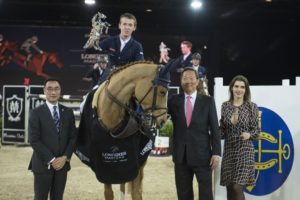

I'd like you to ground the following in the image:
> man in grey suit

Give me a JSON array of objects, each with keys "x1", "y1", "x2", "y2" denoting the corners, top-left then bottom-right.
[
  {"x1": 168, "y1": 67, "x2": 221, "y2": 200},
  {"x1": 28, "y1": 78, "x2": 77, "y2": 200}
]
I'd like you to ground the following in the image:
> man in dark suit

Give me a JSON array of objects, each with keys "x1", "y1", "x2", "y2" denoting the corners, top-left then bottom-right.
[
  {"x1": 169, "y1": 40, "x2": 193, "y2": 86},
  {"x1": 168, "y1": 67, "x2": 221, "y2": 200},
  {"x1": 98, "y1": 12, "x2": 144, "y2": 69},
  {"x1": 191, "y1": 52, "x2": 207, "y2": 80},
  {"x1": 83, "y1": 55, "x2": 111, "y2": 89},
  {"x1": 28, "y1": 78, "x2": 77, "y2": 200}
]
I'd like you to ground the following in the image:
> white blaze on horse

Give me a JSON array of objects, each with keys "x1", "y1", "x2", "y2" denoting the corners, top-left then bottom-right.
[{"x1": 76, "y1": 61, "x2": 171, "y2": 200}]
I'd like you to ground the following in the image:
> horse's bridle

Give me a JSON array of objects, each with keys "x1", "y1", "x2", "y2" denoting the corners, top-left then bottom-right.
[{"x1": 104, "y1": 66, "x2": 168, "y2": 130}]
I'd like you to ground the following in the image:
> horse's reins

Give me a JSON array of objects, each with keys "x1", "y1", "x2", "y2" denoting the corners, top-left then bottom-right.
[
  {"x1": 104, "y1": 66, "x2": 168, "y2": 128},
  {"x1": 138, "y1": 66, "x2": 168, "y2": 116}
]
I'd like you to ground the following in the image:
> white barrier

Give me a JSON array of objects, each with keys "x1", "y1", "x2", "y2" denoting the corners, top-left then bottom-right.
[
  {"x1": 214, "y1": 77, "x2": 300, "y2": 200},
  {"x1": 1, "y1": 85, "x2": 82, "y2": 144}
]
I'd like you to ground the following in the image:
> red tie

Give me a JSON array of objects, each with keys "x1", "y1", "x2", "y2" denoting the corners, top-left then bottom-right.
[{"x1": 186, "y1": 96, "x2": 192, "y2": 127}]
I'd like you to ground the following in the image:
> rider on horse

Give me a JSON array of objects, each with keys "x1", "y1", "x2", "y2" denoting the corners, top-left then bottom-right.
[
  {"x1": 20, "y1": 36, "x2": 44, "y2": 67},
  {"x1": 191, "y1": 52, "x2": 209, "y2": 95},
  {"x1": 191, "y1": 52, "x2": 207, "y2": 80}
]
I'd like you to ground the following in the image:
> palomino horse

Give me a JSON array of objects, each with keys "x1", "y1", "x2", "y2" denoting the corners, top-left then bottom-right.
[
  {"x1": 76, "y1": 61, "x2": 170, "y2": 200},
  {"x1": 198, "y1": 78, "x2": 210, "y2": 96},
  {"x1": 3, "y1": 40, "x2": 63, "y2": 78}
]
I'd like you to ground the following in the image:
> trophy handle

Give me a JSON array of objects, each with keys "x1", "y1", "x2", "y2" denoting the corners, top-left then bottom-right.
[{"x1": 83, "y1": 12, "x2": 110, "y2": 50}]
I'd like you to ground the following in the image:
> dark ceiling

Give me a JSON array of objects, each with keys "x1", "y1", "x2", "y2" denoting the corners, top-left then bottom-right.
[
  {"x1": 1, "y1": 0, "x2": 300, "y2": 86},
  {"x1": 1, "y1": 0, "x2": 300, "y2": 29}
]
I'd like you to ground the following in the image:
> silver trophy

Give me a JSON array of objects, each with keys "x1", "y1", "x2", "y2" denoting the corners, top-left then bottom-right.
[
  {"x1": 159, "y1": 42, "x2": 170, "y2": 64},
  {"x1": 83, "y1": 12, "x2": 111, "y2": 50}
]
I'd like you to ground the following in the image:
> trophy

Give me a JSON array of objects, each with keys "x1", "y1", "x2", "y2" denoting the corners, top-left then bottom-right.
[
  {"x1": 83, "y1": 12, "x2": 111, "y2": 50},
  {"x1": 159, "y1": 42, "x2": 170, "y2": 64}
]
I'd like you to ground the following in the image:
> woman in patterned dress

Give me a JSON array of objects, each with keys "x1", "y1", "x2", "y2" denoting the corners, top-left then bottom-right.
[{"x1": 219, "y1": 75, "x2": 260, "y2": 200}]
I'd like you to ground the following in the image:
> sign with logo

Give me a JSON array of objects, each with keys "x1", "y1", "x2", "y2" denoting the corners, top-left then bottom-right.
[
  {"x1": 169, "y1": 86, "x2": 180, "y2": 96},
  {"x1": 29, "y1": 85, "x2": 45, "y2": 110},
  {"x1": 245, "y1": 107, "x2": 294, "y2": 195},
  {"x1": 101, "y1": 145, "x2": 128, "y2": 163},
  {"x1": 2, "y1": 86, "x2": 27, "y2": 143}
]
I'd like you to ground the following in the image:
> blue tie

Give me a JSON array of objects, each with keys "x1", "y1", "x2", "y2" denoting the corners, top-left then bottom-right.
[{"x1": 53, "y1": 105, "x2": 60, "y2": 132}]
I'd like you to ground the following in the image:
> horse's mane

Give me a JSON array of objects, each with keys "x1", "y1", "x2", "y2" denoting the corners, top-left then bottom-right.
[{"x1": 107, "y1": 60, "x2": 154, "y2": 81}]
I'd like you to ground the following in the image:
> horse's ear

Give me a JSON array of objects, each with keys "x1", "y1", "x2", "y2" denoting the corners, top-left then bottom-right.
[
  {"x1": 155, "y1": 62, "x2": 173, "y2": 89},
  {"x1": 160, "y1": 59, "x2": 175, "y2": 74},
  {"x1": 158, "y1": 59, "x2": 176, "y2": 79}
]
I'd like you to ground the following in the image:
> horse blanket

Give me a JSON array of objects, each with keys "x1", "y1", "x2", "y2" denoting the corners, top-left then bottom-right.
[{"x1": 75, "y1": 90, "x2": 155, "y2": 184}]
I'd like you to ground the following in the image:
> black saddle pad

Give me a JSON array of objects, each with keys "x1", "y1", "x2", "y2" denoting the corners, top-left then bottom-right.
[{"x1": 75, "y1": 91, "x2": 154, "y2": 184}]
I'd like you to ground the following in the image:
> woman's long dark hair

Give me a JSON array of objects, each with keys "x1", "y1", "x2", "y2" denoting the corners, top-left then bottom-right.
[{"x1": 229, "y1": 75, "x2": 251, "y2": 102}]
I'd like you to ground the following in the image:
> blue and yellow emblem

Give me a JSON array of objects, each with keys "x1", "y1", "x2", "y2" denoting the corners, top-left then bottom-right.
[{"x1": 245, "y1": 107, "x2": 294, "y2": 195}]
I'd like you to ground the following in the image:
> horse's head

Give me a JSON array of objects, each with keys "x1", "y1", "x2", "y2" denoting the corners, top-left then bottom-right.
[
  {"x1": 197, "y1": 78, "x2": 209, "y2": 96},
  {"x1": 46, "y1": 52, "x2": 63, "y2": 69},
  {"x1": 134, "y1": 65, "x2": 170, "y2": 129},
  {"x1": 5, "y1": 41, "x2": 18, "y2": 52}
]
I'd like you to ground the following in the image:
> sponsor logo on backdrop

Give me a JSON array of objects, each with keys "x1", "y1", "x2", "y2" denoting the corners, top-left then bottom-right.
[
  {"x1": 31, "y1": 97, "x2": 45, "y2": 109},
  {"x1": 6, "y1": 94, "x2": 23, "y2": 122},
  {"x1": 245, "y1": 107, "x2": 294, "y2": 196}
]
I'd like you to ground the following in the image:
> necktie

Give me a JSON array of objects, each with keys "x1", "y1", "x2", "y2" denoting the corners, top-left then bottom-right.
[
  {"x1": 53, "y1": 105, "x2": 60, "y2": 132},
  {"x1": 186, "y1": 96, "x2": 192, "y2": 127}
]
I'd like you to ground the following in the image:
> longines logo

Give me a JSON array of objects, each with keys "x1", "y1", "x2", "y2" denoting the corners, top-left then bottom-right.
[
  {"x1": 245, "y1": 107, "x2": 294, "y2": 196},
  {"x1": 101, "y1": 145, "x2": 127, "y2": 163},
  {"x1": 6, "y1": 94, "x2": 23, "y2": 122}
]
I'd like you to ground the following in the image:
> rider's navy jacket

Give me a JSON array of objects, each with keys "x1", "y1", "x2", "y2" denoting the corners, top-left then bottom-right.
[{"x1": 99, "y1": 35, "x2": 144, "y2": 68}]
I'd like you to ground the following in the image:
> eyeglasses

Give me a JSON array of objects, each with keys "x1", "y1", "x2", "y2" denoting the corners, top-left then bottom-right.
[
  {"x1": 182, "y1": 77, "x2": 198, "y2": 82},
  {"x1": 45, "y1": 87, "x2": 61, "y2": 92}
]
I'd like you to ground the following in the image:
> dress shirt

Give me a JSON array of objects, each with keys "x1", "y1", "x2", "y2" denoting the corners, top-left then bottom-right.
[
  {"x1": 120, "y1": 37, "x2": 131, "y2": 52},
  {"x1": 98, "y1": 68, "x2": 103, "y2": 76},
  {"x1": 184, "y1": 91, "x2": 197, "y2": 114},
  {"x1": 183, "y1": 53, "x2": 191, "y2": 61},
  {"x1": 46, "y1": 101, "x2": 60, "y2": 119},
  {"x1": 193, "y1": 65, "x2": 199, "y2": 71},
  {"x1": 184, "y1": 92, "x2": 220, "y2": 159},
  {"x1": 45, "y1": 101, "x2": 59, "y2": 169}
]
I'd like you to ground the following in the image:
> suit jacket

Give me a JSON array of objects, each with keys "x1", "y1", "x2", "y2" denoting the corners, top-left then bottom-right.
[
  {"x1": 85, "y1": 67, "x2": 112, "y2": 88},
  {"x1": 169, "y1": 54, "x2": 193, "y2": 73},
  {"x1": 168, "y1": 93, "x2": 221, "y2": 165},
  {"x1": 28, "y1": 103, "x2": 77, "y2": 173},
  {"x1": 196, "y1": 65, "x2": 207, "y2": 79},
  {"x1": 85, "y1": 68, "x2": 101, "y2": 87},
  {"x1": 169, "y1": 54, "x2": 193, "y2": 86},
  {"x1": 99, "y1": 35, "x2": 144, "y2": 68}
]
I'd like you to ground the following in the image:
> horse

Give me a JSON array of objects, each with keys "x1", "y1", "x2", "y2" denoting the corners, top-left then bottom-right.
[
  {"x1": 13, "y1": 52, "x2": 63, "y2": 79},
  {"x1": 198, "y1": 77, "x2": 210, "y2": 96},
  {"x1": 76, "y1": 61, "x2": 170, "y2": 200},
  {"x1": 3, "y1": 40, "x2": 63, "y2": 78},
  {"x1": 0, "y1": 40, "x2": 14, "y2": 66}
]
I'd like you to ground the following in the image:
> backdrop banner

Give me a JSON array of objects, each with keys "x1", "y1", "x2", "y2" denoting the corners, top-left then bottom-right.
[{"x1": 0, "y1": 25, "x2": 106, "y2": 95}]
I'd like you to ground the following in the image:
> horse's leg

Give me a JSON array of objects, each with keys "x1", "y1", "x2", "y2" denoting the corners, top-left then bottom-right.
[
  {"x1": 203, "y1": 80, "x2": 210, "y2": 96},
  {"x1": 34, "y1": 54, "x2": 50, "y2": 78},
  {"x1": 120, "y1": 183, "x2": 125, "y2": 200},
  {"x1": 37, "y1": 72, "x2": 49, "y2": 79},
  {"x1": 104, "y1": 184, "x2": 114, "y2": 200},
  {"x1": 128, "y1": 163, "x2": 146, "y2": 200}
]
